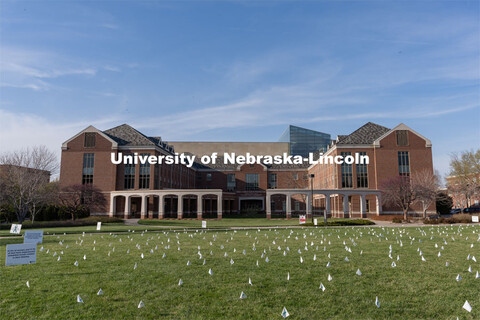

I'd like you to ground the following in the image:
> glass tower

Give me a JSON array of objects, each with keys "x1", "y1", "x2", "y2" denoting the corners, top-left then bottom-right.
[{"x1": 278, "y1": 125, "x2": 331, "y2": 157}]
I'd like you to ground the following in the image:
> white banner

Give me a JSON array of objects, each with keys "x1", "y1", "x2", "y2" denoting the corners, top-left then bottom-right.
[
  {"x1": 299, "y1": 215, "x2": 306, "y2": 224},
  {"x1": 10, "y1": 224, "x2": 22, "y2": 234},
  {"x1": 97, "y1": 222, "x2": 102, "y2": 230},
  {"x1": 202, "y1": 221, "x2": 207, "y2": 228}
]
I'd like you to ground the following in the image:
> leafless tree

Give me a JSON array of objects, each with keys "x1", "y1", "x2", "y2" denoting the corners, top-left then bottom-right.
[
  {"x1": 448, "y1": 149, "x2": 480, "y2": 207},
  {"x1": 0, "y1": 146, "x2": 58, "y2": 223},
  {"x1": 58, "y1": 184, "x2": 106, "y2": 220},
  {"x1": 412, "y1": 169, "x2": 440, "y2": 219},
  {"x1": 380, "y1": 176, "x2": 416, "y2": 221}
]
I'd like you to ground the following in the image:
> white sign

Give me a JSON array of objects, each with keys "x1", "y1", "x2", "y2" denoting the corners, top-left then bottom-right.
[
  {"x1": 314, "y1": 218, "x2": 318, "y2": 226},
  {"x1": 202, "y1": 221, "x2": 207, "y2": 229},
  {"x1": 96, "y1": 222, "x2": 102, "y2": 231},
  {"x1": 24, "y1": 231, "x2": 44, "y2": 244},
  {"x1": 6, "y1": 243, "x2": 37, "y2": 266},
  {"x1": 10, "y1": 224, "x2": 22, "y2": 234},
  {"x1": 299, "y1": 215, "x2": 306, "y2": 224},
  {"x1": 472, "y1": 216, "x2": 479, "y2": 223}
]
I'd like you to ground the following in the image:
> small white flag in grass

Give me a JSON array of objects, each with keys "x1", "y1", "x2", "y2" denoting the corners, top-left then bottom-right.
[
  {"x1": 230, "y1": 259, "x2": 234, "y2": 265},
  {"x1": 97, "y1": 288, "x2": 103, "y2": 295},
  {"x1": 57, "y1": 256, "x2": 61, "y2": 261},
  {"x1": 326, "y1": 261, "x2": 331, "y2": 268},
  {"x1": 26, "y1": 281, "x2": 30, "y2": 288},
  {"x1": 300, "y1": 256, "x2": 303, "y2": 264},
  {"x1": 134, "y1": 262, "x2": 138, "y2": 270},
  {"x1": 391, "y1": 262, "x2": 397, "y2": 268},
  {"x1": 313, "y1": 254, "x2": 317, "y2": 261},
  {"x1": 249, "y1": 277, "x2": 253, "y2": 285},
  {"x1": 438, "y1": 252, "x2": 441, "y2": 257},
  {"x1": 178, "y1": 279, "x2": 183, "y2": 286},
  {"x1": 74, "y1": 260, "x2": 79, "y2": 267},
  {"x1": 281, "y1": 306, "x2": 290, "y2": 318},
  {"x1": 463, "y1": 300, "x2": 472, "y2": 313},
  {"x1": 265, "y1": 257, "x2": 269, "y2": 263},
  {"x1": 239, "y1": 291, "x2": 247, "y2": 299},
  {"x1": 472, "y1": 256, "x2": 477, "y2": 262},
  {"x1": 138, "y1": 301, "x2": 145, "y2": 309},
  {"x1": 208, "y1": 268, "x2": 213, "y2": 276},
  {"x1": 287, "y1": 272, "x2": 290, "y2": 281},
  {"x1": 475, "y1": 271, "x2": 479, "y2": 279},
  {"x1": 375, "y1": 296, "x2": 380, "y2": 308},
  {"x1": 446, "y1": 261, "x2": 450, "y2": 267},
  {"x1": 186, "y1": 261, "x2": 191, "y2": 266},
  {"x1": 456, "y1": 274, "x2": 462, "y2": 281},
  {"x1": 356, "y1": 269, "x2": 362, "y2": 276},
  {"x1": 421, "y1": 256, "x2": 426, "y2": 262},
  {"x1": 319, "y1": 283, "x2": 326, "y2": 291},
  {"x1": 141, "y1": 253, "x2": 144, "y2": 259},
  {"x1": 256, "y1": 260, "x2": 259, "y2": 267},
  {"x1": 77, "y1": 295, "x2": 84, "y2": 303},
  {"x1": 345, "y1": 257, "x2": 349, "y2": 262},
  {"x1": 468, "y1": 266, "x2": 472, "y2": 273},
  {"x1": 467, "y1": 254, "x2": 471, "y2": 260},
  {"x1": 328, "y1": 274, "x2": 333, "y2": 282}
]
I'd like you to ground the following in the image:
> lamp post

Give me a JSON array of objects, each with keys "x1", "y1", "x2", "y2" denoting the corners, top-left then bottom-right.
[{"x1": 309, "y1": 173, "x2": 315, "y2": 224}]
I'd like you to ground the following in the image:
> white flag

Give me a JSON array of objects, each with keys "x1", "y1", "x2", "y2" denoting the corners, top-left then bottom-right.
[{"x1": 463, "y1": 300, "x2": 472, "y2": 313}]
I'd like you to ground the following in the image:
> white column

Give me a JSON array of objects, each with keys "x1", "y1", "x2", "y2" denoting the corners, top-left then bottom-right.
[
  {"x1": 158, "y1": 195, "x2": 164, "y2": 219},
  {"x1": 324, "y1": 194, "x2": 331, "y2": 222},
  {"x1": 376, "y1": 194, "x2": 382, "y2": 216},
  {"x1": 124, "y1": 196, "x2": 131, "y2": 219},
  {"x1": 197, "y1": 195, "x2": 203, "y2": 219},
  {"x1": 343, "y1": 194, "x2": 349, "y2": 218},
  {"x1": 178, "y1": 195, "x2": 183, "y2": 219},
  {"x1": 109, "y1": 195, "x2": 116, "y2": 217},
  {"x1": 217, "y1": 193, "x2": 223, "y2": 220},
  {"x1": 360, "y1": 195, "x2": 367, "y2": 218},
  {"x1": 141, "y1": 195, "x2": 148, "y2": 219},
  {"x1": 286, "y1": 194, "x2": 292, "y2": 219},
  {"x1": 266, "y1": 193, "x2": 271, "y2": 219}
]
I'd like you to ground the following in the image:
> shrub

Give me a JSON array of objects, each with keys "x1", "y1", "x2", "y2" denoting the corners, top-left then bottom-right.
[{"x1": 392, "y1": 217, "x2": 403, "y2": 223}]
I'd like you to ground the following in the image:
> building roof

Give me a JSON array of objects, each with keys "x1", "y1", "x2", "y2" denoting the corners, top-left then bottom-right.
[
  {"x1": 103, "y1": 124, "x2": 174, "y2": 152},
  {"x1": 336, "y1": 122, "x2": 390, "y2": 145}
]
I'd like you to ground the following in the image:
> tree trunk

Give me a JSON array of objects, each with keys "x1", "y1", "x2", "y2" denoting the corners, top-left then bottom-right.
[{"x1": 403, "y1": 208, "x2": 408, "y2": 221}]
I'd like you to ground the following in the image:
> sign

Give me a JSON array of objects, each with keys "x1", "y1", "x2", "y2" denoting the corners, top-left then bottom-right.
[
  {"x1": 202, "y1": 221, "x2": 207, "y2": 229},
  {"x1": 96, "y1": 222, "x2": 102, "y2": 231},
  {"x1": 6, "y1": 243, "x2": 37, "y2": 266},
  {"x1": 314, "y1": 218, "x2": 318, "y2": 226},
  {"x1": 24, "y1": 231, "x2": 43, "y2": 244},
  {"x1": 472, "y1": 216, "x2": 479, "y2": 223},
  {"x1": 10, "y1": 224, "x2": 22, "y2": 234},
  {"x1": 299, "y1": 215, "x2": 306, "y2": 224}
]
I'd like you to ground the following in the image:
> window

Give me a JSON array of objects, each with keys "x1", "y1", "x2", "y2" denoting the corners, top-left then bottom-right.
[
  {"x1": 294, "y1": 201, "x2": 300, "y2": 211},
  {"x1": 124, "y1": 156, "x2": 135, "y2": 189},
  {"x1": 227, "y1": 174, "x2": 236, "y2": 191},
  {"x1": 398, "y1": 151, "x2": 410, "y2": 176},
  {"x1": 268, "y1": 173, "x2": 277, "y2": 189},
  {"x1": 356, "y1": 152, "x2": 368, "y2": 188},
  {"x1": 245, "y1": 173, "x2": 259, "y2": 191},
  {"x1": 84, "y1": 132, "x2": 96, "y2": 148},
  {"x1": 206, "y1": 173, "x2": 212, "y2": 182},
  {"x1": 139, "y1": 155, "x2": 150, "y2": 189},
  {"x1": 82, "y1": 153, "x2": 94, "y2": 184},
  {"x1": 341, "y1": 152, "x2": 353, "y2": 188},
  {"x1": 396, "y1": 130, "x2": 409, "y2": 146},
  {"x1": 366, "y1": 199, "x2": 371, "y2": 212}
]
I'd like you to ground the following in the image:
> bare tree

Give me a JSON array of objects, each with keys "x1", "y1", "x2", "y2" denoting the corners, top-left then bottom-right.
[
  {"x1": 412, "y1": 169, "x2": 440, "y2": 219},
  {"x1": 448, "y1": 149, "x2": 480, "y2": 207},
  {"x1": 380, "y1": 176, "x2": 416, "y2": 221},
  {"x1": 58, "y1": 184, "x2": 106, "y2": 220},
  {"x1": 0, "y1": 146, "x2": 58, "y2": 223}
]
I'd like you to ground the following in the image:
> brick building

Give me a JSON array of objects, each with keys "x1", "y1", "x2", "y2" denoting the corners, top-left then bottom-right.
[{"x1": 59, "y1": 122, "x2": 435, "y2": 219}]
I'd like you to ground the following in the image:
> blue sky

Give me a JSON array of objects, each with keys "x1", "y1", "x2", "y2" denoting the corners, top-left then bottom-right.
[{"x1": 0, "y1": 0, "x2": 479, "y2": 178}]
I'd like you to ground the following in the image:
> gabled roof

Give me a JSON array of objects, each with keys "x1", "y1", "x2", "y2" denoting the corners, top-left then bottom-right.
[
  {"x1": 62, "y1": 125, "x2": 118, "y2": 150},
  {"x1": 103, "y1": 124, "x2": 157, "y2": 147},
  {"x1": 336, "y1": 122, "x2": 390, "y2": 145}
]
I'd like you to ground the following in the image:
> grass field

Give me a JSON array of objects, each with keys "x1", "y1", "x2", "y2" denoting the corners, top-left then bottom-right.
[{"x1": 1, "y1": 225, "x2": 479, "y2": 319}]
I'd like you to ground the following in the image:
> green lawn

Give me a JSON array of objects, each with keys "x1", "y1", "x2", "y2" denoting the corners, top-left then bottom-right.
[{"x1": 1, "y1": 225, "x2": 479, "y2": 319}]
